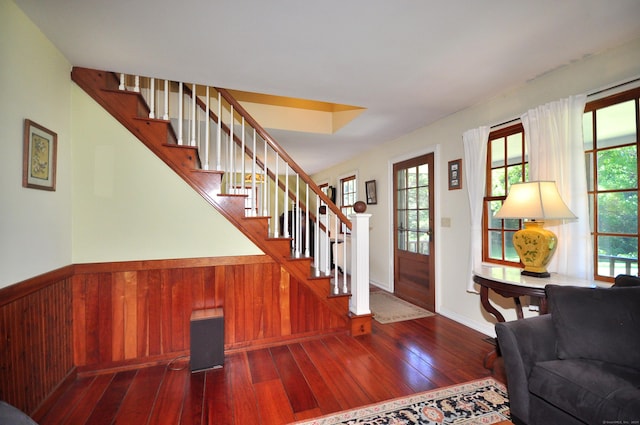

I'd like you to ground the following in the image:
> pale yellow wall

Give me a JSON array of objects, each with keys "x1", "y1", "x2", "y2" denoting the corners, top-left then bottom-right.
[
  {"x1": 0, "y1": 0, "x2": 260, "y2": 289},
  {"x1": 71, "y1": 86, "x2": 262, "y2": 263},
  {"x1": 0, "y1": 0, "x2": 73, "y2": 288},
  {"x1": 314, "y1": 37, "x2": 640, "y2": 336}
]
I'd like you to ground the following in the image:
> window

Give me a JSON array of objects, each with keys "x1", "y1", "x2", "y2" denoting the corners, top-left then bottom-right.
[
  {"x1": 483, "y1": 124, "x2": 528, "y2": 266},
  {"x1": 584, "y1": 88, "x2": 640, "y2": 280},
  {"x1": 482, "y1": 87, "x2": 640, "y2": 281},
  {"x1": 340, "y1": 175, "x2": 357, "y2": 232}
]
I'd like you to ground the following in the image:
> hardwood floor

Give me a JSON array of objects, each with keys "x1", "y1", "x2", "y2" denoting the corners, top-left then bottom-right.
[{"x1": 38, "y1": 314, "x2": 506, "y2": 425}]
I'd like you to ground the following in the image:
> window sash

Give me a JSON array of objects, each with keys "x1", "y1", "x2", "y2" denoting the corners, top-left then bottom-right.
[
  {"x1": 483, "y1": 124, "x2": 526, "y2": 266},
  {"x1": 340, "y1": 175, "x2": 356, "y2": 232}
]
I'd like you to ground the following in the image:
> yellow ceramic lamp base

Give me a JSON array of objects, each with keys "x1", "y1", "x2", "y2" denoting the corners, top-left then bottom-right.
[{"x1": 512, "y1": 221, "x2": 557, "y2": 278}]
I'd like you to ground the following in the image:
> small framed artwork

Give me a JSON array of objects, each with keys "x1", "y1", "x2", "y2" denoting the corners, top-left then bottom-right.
[
  {"x1": 23, "y1": 119, "x2": 57, "y2": 191},
  {"x1": 448, "y1": 159, "x2": 462, "y2": 190},
  {"x1": 327, "y1": 185, "x2": 336, "y2": 203},
  {"x1": 365, "y1": 180, "x2": 377, "y2": 204}
]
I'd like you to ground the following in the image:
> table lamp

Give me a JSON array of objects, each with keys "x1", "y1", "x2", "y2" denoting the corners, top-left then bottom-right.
[{"x1": 494, "y1": 181, "x2": 576, "y2": 277}]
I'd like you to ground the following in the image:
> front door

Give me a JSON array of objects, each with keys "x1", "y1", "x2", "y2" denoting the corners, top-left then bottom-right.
[{"x1": 393, "y1": 153, "x2": 435, "y2": 311}]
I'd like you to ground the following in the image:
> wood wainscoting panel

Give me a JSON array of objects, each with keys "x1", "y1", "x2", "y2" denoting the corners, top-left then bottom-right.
[
  {"x1": 1, "y1": 256, "x2": 348, "y2": 416},
  {"x1": 0, "y1": 266, "x2": 75, "y2": 416},
  {"x1": 72, "y1": 256, "x2": 348, "y2": 372}
]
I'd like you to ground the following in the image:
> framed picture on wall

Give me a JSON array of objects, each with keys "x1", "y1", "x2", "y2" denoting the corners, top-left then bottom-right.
[
  {"x1": 365, "y1": 180, "x2": 377, "y2": 204},
  {"x1": 448, "y1": 159, "x2": 462, "y2": 190},
  {"x1": 23, "y1": 119, "x2": 57, "y2": 191}
]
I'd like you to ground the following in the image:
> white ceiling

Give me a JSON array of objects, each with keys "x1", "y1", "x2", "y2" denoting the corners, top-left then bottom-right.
[{"x1": 15, "y1": 0, "x2": 640, "y2": 174}]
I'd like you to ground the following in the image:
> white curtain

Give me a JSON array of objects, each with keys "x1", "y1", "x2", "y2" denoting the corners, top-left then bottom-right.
[
  {"x1": 463, "y1": 126, "x2": 490, "y2": 292},
  {"x1": 521, "y1": 94, "x2": 593, "y2": 279}
]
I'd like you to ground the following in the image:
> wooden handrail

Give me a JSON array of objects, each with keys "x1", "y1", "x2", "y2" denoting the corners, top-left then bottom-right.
[
  {"x1": 217, "y1": 88, "x2": 352, "y2": 230},
  {"x1": 183, "y1": 85, "x2": 329, "y2": 230}
]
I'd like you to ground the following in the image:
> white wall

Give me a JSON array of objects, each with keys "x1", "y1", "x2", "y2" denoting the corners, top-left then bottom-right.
[
  {"x1": 313, "y1": 37, "x2": 640, "y2": 336},
  {"x1": 71, "y1": 86, "x2": 262, "y2": 262},
  {"x1": 0, "y1": 0, "x2": 72, "y2": 288}
]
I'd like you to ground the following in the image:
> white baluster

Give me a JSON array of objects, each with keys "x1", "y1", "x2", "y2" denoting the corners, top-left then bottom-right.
[
  {"x1": 284, "y1": 164, "x2": 289, "y2": 238},
  {"x1": 178, "y1": 82, "x2": 183, "y2": 145},
  {"x1": 204, "y1": 86, "x2": 210, "y2": 170},
  {"x1": 134, "y1": 75, "x2": 140, "y2": 93},
  {"x1": 163, "y1": 80, "x2": 169, "y2": 120},
  {"x1": 186, "y1": 94, "x2": 191, "y2": 146},
  {"x1": 333, "y1": 212, "x2": 339, "y2": 294},
  {"x1": 274, "y1": 153, "x2": 279, "y2": 237},
  {"x1": 241, "y1": 117, "x2": 246, "y2": 195},
  {"x1": 295, "y1": 174, "x2": 300, "y2": 258},
  {"x1": 251, "y1": 129, "x2": 257, "y2": 216},
  {"x1": 305, "y1": 182, "x2": 310, "y2": 257},
  {"x1": 342, "y1": 228, "x2": 348, "y2": 293},
  {"x1": 314, "y1": 193, "x2": 320, "y2": 275},
  {"x1": 149, "y1": 78, "x2": 155, "y2": 119},
  {"x1": 229, "y1": 105, "x2": 234, "y2": 194},
  {"x1": 190, "y1": 84, "x2": 196, "y2": 147},
  {"x1": 263, "y1": 140, "x2": 268, "y2": 216},
  {"x1": 119, "y1": 73, "x2": 125, "y2": 90},
  {"x1": 324, "y1": 212, "x2": 331, "y2": 275},
  {"x1": 216, "y1": 91, "x2": 221, "y2": 171}
]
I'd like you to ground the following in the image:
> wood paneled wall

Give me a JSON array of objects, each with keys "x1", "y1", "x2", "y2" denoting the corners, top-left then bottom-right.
[
  {"x1": 72, "y1": 256, "x2": 348, "y2": 371},
  {"x1": 1, "y1": 255, "x2": 347, "y2": 416},
  {"x1": 0, "y1": 266, "x2": 75, "y2": 416}
]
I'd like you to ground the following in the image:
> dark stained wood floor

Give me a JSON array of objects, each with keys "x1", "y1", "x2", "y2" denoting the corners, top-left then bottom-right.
[{"x1": 38, "y1": 314, "x2": 506, "y2": 425}]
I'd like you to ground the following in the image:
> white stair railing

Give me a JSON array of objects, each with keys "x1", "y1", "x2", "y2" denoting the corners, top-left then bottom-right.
[{"x1": 117, "y1": 72, "x2": 370, "y2": 315}]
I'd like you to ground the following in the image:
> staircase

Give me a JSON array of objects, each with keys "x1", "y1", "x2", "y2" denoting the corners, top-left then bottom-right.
[{"x1": 71, "y1": 67, "x2": 371, "y2": 336}]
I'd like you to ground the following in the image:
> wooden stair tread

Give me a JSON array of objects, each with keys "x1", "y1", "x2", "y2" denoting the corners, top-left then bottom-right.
[
  {"x1": 190, "y1": 169, "x2": 224, "y2": 175},
  {"x1": 217, "y1": 193, "x2": 249, "y2": 198},
  {"x1": 161, "y1": 142, "x2": 198, "y2": 150}
]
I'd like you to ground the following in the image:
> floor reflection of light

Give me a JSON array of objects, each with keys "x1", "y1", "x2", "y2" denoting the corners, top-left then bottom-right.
[
  {"x1": 405, "y1": 341, "x2": 434, "y2": 365},
  {"x1": 399, "y1": 342, "x2": 444, "y2": 391}
]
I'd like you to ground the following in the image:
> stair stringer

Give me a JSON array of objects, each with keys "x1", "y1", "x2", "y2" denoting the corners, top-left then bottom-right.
[{"x1": 70, "y1": 67, "x2": 351, "y2": 325}]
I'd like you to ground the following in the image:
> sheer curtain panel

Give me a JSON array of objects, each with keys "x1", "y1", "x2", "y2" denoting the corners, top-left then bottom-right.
[
  {"x1": 521, "y1": 94, "x2": 593, "y2": 278},
  {"x1": 463, "y1": 126, "x2": 490, "y2": 292}
]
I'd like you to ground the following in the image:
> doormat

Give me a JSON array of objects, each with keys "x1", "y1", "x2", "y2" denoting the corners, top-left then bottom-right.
[
  {"x1": 290, "y1": 377, "x2": 510, "y2": 424},
  {"x1": 369, "y1": 291, "x2": 434, "y2": 324}
]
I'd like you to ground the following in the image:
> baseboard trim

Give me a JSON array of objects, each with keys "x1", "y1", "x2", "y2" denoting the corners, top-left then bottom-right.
[
  {"x1": 437, "y1": 307, "x2": 496, "y2": 337},
  {"x1": 77, "y1": 351, "x2": 191, "y2": 377},
  {"x1": 31, "y1": 367, "x2": 77, "y2": 421}
]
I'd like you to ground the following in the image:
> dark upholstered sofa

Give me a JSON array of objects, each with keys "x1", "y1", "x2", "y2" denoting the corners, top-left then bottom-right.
[
  {"x1": 0, "y1": 401, "x2": 38, "y2": 424},
  {"x1": 495, "y1": 276, "x2": 640, "y2": 425}
]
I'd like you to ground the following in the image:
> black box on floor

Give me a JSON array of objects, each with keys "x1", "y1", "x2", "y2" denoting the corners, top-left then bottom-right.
[{"x1": 190, "y1": 308, "x2": 224, "y2": 372}]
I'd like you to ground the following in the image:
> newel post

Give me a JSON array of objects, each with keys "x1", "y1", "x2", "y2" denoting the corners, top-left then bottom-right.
[{"x1": 349, "y1": 212, "x2": 372, "y2": 335}]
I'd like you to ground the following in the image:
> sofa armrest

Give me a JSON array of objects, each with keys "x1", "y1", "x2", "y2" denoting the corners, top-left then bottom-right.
[
  {"x1": 495, "y1": 314, "x2": 557, "y2": 425},
  {"x1": 0, "y1": 401, "x2": 38, "y2": 425}
]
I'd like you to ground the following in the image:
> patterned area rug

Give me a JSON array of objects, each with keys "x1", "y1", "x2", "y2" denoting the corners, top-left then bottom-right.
[
  {"x1": 369, "y1": 291, "x2": 434, "y2": 323},
  {"x1": 291, "y1": 378, "x2": 510, "y2": 425}
]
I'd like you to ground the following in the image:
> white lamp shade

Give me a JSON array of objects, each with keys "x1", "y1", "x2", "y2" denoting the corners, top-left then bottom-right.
[{"x1": 494, "y1": 181, "x2": 576, "y2": 220}]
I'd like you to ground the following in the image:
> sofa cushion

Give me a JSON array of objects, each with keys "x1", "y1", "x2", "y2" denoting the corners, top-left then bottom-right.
[
  {"x1": 613, "y1": 274, "x2": 640, "y2": 287},
  {"x1": 529, "y1": 359, "x2": 640, "y2": 423},
  {"x1": 546, "y1": 284, "x2": 640, "y2": 368}
]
